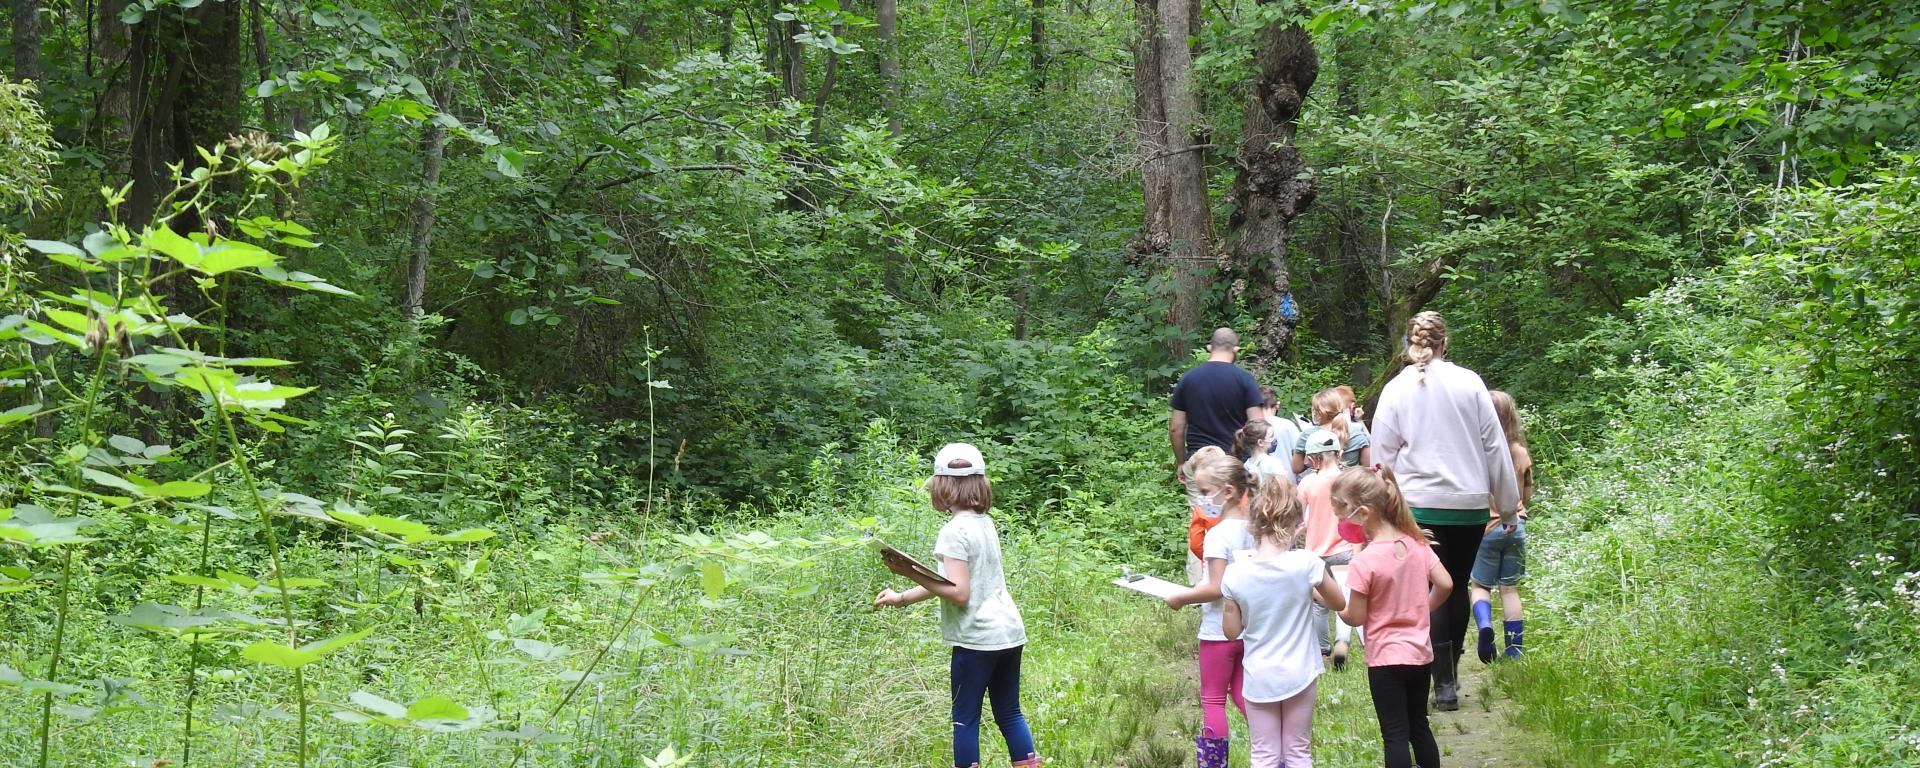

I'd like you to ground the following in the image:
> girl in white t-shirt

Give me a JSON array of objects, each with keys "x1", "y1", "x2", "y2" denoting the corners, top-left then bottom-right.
[
  {"x1": 1222, "y1": 470, "x2": 1348, "y2": 768},
  {"x1": 1165, "y1": 446, "x2": 1258, "y2": 768}
]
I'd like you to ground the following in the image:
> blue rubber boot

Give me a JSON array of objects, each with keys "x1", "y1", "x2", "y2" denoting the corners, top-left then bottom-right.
[
  {"x1": 1504, "y1": 619, "x2": 1524, "y2": 659},
  {"x1": 1474, "y1": 599, "x2": 1496, "y2": 664}
]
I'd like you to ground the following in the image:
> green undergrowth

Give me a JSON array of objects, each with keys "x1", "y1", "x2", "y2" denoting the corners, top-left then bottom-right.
[
  {"x1": 1495, "y1": 165, "x2": 1920, "y2": 768},
  {"x1": 0, "y1": 439, "x2": 1428, "y2": 768}
]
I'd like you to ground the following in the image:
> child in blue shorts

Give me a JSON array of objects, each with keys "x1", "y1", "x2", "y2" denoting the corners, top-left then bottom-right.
[{"x1": 1471, "y1": 390, "x2": 1534, "y2": 663}]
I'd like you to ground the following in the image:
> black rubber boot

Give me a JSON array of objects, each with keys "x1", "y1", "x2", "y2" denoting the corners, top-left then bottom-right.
[{"x1": 1432, "y1": 641, "x2": 1459, "y2": 711}]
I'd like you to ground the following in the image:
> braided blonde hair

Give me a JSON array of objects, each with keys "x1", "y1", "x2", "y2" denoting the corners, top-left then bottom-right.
[{"x1": 1405, "y1": 311, "x2": 1449, "y2": 385}]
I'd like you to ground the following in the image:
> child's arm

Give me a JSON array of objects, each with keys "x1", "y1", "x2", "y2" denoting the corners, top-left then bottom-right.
[
  {"x1": 1426, "y1": 559, "x2": 1453, "y2": 613},
  {"x1": 881, "y1": 552, "x2": 971, "y2": 606},
  {"x1": 1314, "y1": 572, "x2": 1347, "y2": 614},
  {"x1": 1165, "y1": 557, "x2": 1228, "y2": 609},
  {"x1": 1336, "y1": 589, "x2": 1368, "y2": 627},
  {"x1": 875, "y1": 585, "x2": 934, "y2": 607},
  {"x1": 1222, "y1": 598, "x2": 1245, "y2": 640}
]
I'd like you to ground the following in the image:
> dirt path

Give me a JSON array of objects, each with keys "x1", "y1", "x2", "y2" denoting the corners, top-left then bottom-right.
[{"x1": 1428, "y1": 656, "x2": 1529, "y2": 767}]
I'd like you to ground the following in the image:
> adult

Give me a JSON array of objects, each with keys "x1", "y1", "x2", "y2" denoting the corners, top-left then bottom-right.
[
  {"x1": 1369, "y1": 311, "x2": 1520, "y2": 712},
  {"x1": 1171, "y1": 327, "x2": 1265, "y2": 476},
  {"x1": 1169, "y1": 328, "x2": 1264, "y2": 578}
]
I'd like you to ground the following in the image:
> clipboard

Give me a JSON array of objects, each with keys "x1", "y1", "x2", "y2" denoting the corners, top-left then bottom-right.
[
  {"x1": 1112, "y1": 571, "x2": 1187, "y2": 600},
  {"x1": 867, "y1": 537, "x2": 955, "y2": 586}
]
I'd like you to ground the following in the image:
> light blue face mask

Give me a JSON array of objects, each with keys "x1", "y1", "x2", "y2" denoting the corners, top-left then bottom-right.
[{"x1": 1190, "y1": 489, "x2": 1227, "y2": 519}]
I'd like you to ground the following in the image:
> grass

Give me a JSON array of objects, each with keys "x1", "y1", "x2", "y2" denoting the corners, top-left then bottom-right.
[
  {"x1": 0, "y1": 493, "x2": 1463, "y2": 768},
  {"x1": 0, "y1": 489, "x2": 1517, "y2": 768}
]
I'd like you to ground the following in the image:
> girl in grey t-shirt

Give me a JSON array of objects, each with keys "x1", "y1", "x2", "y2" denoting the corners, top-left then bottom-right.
[{"x1": 874, "y1": 443, "x2": 1043, "y2": 768}]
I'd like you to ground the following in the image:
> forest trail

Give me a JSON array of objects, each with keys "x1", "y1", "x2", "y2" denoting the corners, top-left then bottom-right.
[{"x1": 1431, "y1": 657, "x2": 1530, "y2": 767}]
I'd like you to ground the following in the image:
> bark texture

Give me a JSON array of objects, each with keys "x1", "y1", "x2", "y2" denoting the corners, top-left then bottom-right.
[
  {"x1": 1227, "y1": 7, "x2": 1318, "y2": 370},
  {"x1": 1132, "y1": 0, "x2": 1213, "y2": 361},
  {"x1": 403, "y1": 0, "x2": 471, "y2": 320},
  {"x1": 11, "y1": 0, "x2": 40, "y2": 84},
  {"x1": 877, "y1": 0, "x2": 902, "y2": 136}
]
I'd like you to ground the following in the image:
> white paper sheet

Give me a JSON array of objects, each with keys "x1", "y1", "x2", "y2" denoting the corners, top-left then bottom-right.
[{"x1": 1111, "y1": 574, "x2": 1187, "y2": 600}]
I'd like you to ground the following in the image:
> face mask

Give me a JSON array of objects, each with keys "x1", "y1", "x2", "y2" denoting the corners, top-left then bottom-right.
[
  {"x1": 1338, "y1": 519, "x2": 1368, "y2": 544},
  {"x1": 1191, "y1": 489, "x2": 1228, "y2": 519}
]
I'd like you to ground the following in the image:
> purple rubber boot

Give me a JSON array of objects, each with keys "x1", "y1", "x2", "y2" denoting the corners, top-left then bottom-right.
[{"x1": 1196, "y1": 727, "x2": 1229, "y2": 768}]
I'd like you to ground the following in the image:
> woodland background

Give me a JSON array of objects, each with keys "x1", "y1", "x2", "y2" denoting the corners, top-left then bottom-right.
[{"x1": 1, "y1": 0, "x2": 1917, "y2": 765}]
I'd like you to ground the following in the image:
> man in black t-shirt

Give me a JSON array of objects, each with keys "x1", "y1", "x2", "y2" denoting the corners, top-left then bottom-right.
[
  {"x1": 1169, "y1": 328, "x2": 1265, "y2": 569},
  {"x1": 1169, "y1": 327, "x2": 1264, "y2": 480}
]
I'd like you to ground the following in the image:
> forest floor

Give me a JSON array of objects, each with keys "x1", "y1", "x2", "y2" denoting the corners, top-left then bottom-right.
[{"x1": 1433, "y1": 653, "x2": 1530, "y2": 767}]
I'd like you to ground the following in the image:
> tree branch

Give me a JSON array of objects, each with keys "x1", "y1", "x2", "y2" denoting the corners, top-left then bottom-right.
[{"x1": 593, "y1": 164, "x2": 747, "y2": 191}]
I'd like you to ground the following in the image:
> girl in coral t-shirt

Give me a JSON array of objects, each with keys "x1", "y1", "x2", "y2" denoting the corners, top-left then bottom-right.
[{"x1": 1333, "y1": 466, "x2": 1454, "y2": 768}]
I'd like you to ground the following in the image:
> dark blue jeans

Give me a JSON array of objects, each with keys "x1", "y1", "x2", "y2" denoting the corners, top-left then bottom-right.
[{"x1": 951, "y1": 645, "x2": 1035, "y2": 767}]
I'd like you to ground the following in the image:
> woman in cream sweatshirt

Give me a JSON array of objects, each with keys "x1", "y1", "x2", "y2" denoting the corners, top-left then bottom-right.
[{"x1": 1369, "y1": 311, "x2": 1520, "y2": 712}]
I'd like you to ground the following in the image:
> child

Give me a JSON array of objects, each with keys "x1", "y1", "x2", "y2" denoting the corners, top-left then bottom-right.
[
  {"x1": 1222, "y1": 472, "x2": 1347, "y2": 767},
  {"x1": 874, "y1": 443, "x2": 1044, "y2": 768},
  {"x1": 1259, "y1": 386, "x2": 1304, "y2": 480},
  {"x1": 1165, "y1": 446, "x2": 1258, "y2": 768},
  {"x1": 1333, "y1": 466, "x2": 1453, "y2": 768},
  {"x1": 1296, "y1": 430, "x2": 1357, "y2": 668},
  {"x1": 1335, "y1": 385, "x2": 1369, "y2": 430},
  {"x1": 1472, "y1": 390, "x2": 1535, "y2": 663},
  {"x1": 1291, "y1": 387, "x2": 1372, "y2": 476},
  {"x1": 1235, "y1": 419, "x2": 1289, "y2": 481}
]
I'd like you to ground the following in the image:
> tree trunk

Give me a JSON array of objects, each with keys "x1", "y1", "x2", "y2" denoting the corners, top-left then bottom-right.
[
  {"x1": 125, "y1": 1, "x2": 242, "y2": 227},
  {"x1": 1225, "y1": 3, "x2": 1317, "y2": 370},
  {"x1": 876, "y1": 0, "x2": 902, "y2": 137},
  {"x1": 1029, "y1": 0, "x2": 1046, "y2": 93},
  {"x1": 11, "y1": 0, "x2": 40, "y2": 84},
  {"x1": 275, "y1": 2, "x2": 308, "y2": 132},
  {"x1": 402, "y1": 0, "x2": 470, "y2": 320},
  {"x1": 248, "y1": 0, "x2": 273, "y2": 128},
  {"x1": 809, "y1": 22, "x2": 845, "y2": 145},
  {"x1": 1132, "y1": 0, "x2": 1212, "y2": 361},
  {"x1": 779, "y1": 12, "x2": 806, "y2": 102}
]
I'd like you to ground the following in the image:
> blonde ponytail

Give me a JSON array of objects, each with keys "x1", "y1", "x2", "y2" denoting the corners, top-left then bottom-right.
[
  {"x1": 1332, "y1": 464, "x2": 1425, "y2": 542},
  {"x1": 1311, "y1": 388, "x2": 1351, "y2": 456},
  {"x1": 1247, "y1": 474, "x2": 1304, "y2": 548}
]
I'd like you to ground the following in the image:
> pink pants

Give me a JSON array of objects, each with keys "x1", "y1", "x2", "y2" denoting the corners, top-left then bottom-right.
[
  {"x1": 1245, "y1": 680, "x2": 1316, "y2": 768},
  {"x1": 1198, "y1": 639, "x2": 1247, "y2": 738}
]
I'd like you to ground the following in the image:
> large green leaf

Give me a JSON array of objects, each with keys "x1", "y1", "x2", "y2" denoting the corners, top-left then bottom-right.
[{"x1": 242, "y1": 626, "x2": 374, "y2": 670}]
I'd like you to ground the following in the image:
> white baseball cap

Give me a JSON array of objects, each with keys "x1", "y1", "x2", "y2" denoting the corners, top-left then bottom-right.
[
  {"x1": 932, "y1": 443, "x2": 987, "y2": 476},
  {"x1": 1304, "y1": 430, "x2": 1340, "y2": 455}
]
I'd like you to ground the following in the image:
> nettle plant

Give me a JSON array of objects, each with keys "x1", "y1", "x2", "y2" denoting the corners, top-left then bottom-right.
[
  {"x1": 0, "y1": 132, "x2": 879, "y2": 766},
  {"x1": 0, "y1": 126, "x2": 505, "y2": 767}
]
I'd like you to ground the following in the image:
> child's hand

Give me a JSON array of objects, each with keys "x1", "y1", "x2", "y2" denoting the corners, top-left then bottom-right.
[
  {"x1": 874, "y1": 589, "x2": 902, "y2": 608},
  {"x1": 1163, "y1": 594, "x2": 1185, "y2": 610}
]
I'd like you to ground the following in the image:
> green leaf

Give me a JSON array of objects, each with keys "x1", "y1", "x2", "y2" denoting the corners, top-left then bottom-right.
[
  {"x1": 43, "y1": 308, "x2": 89, "y2": 333},
  {"x1": 511, "y1": 638, "x2": 570, "y2": 662},
  {"x1": 167, "y1": 574, "x2": 236, "y2": 590},
  {"x1": 430, "y1": 528, "x2": 496, "y2": 543},
  {"x1": 146, "y1": 481, "x2": 213, "y2": 499},
  {"x1": 405, "y1": 695, "x2": 469, "y2": 721},
  {"x1": 243, "y1": 626, "x2": 375, "y2": 670},
  {"x1": 0, "y1": 403, "x2": 44, "y2": 428},
  {"x1": 142, "y1": 225, "x2": 201, "y2": 266},
  {"x1": 700, "y1": 561, "x2": 726, "y2": 599},
  {"x1": 197, "y1": 242, "x2": 280, "y2": 275},
  {"x1": 349, "y1": 690, "x2": 408, "y2": 718},
  {"x1": 80, "y1": 468, "x2": 145, "y2": 494},
  {"x1": 25, "y1": 239, "x2": 84, "y2": 257}
]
